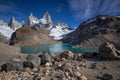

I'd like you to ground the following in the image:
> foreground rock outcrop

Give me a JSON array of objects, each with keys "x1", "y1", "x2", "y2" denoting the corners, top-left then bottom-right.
[
  {"x1": 0, "y1": 50, "x2": 120, "y2": 80},
  {"x1": 0, "y1": 42, "x2": 27, "y2": 64},
  {"x1": 99, "y1": 42, "x2": 120, "y2": 59}
]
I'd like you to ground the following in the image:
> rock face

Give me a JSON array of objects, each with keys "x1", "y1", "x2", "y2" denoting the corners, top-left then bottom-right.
[
  {"x1": 99, "y1": 43, "x2": 120, "y2": 59},
  {"x1": 9, "y1": 24, "x2": 58, "y2": 46},
  {"x1": 26, "y1": 55, "x2": 41, "y2": 67},
  {"x1": 59, "y1": 51, "x2": 74, "y2": 60},
  {"x1": 40, "y1": 52, "x2": 51, "y2": 65},
  {"x1": 1, "y1": 61, "x2": 23, "y2": 72},
  {"x1": 63, "y1": 15, "x2": 120, "y2": 48},
  {"x1": 27, "y1": 13, "x2": 39, "y2": 26},
  {"x1": 8, "y1": 17, "x2": 22, "y2": 30},
  {"x1": 0, "y1": 19, "x2": 8, "y2": 26},
  {"x1": 42, "y1": 12, "x2": 52, "y2": 24}
]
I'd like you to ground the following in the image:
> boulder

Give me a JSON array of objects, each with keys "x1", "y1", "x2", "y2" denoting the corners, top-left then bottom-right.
[
  {"x1": 40, "y1": 52, "x2": 51, "y2": 65},
  {"x1": 102, "y1": 73, "x2": 113, "y2": 80},
  {"x1": 1, "y1": 61, "x2": 23, "y2": 72},
  {"x1": 59, "y1": 51, "x2": 74, "y2": 60},
  {"x1": 82, "y1": 52, "x2": 93, "y2": 58},
  {"x1": 26, "y1": 55, "x2": 41, "y2": 67},
  {"x1": 73, "y1": 54, "x2": 82, "y2": 61},
  {"x1": 1, "y1": 63, "x2": 15, "y2": 72},
  {"x1": 99, "y1": 43, "x2": 120, "y2": 59},
  {"x1": 23, "y1": 61, "x2": 35, "y2": 69}
]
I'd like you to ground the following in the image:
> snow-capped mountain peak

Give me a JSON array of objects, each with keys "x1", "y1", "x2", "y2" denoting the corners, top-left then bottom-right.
[
  {"x1": 8, "y1": 17, "x2": 22, "y2": 30},
  {"x1": 42, "y1": 12, "x2": 52, "y2": 24},
  {"x1": 0, "y1": 12, "x2": 74, "y2": 40},
  {"x1": 0, "y1": 19, "x2": 8, "y2": 27},
  {"x1": 27, "y1": 13, "x2": 39, "y2": 26}
]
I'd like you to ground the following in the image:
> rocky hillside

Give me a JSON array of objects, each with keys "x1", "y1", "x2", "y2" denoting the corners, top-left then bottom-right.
[
  {"x1": 63, "y1": 15, "x2": 120, "y2": 48},
  {"x1": 0, "y1": 33, "x2": 9, "y2": 44},
  {"x1": 0, "y1": 42, "x2": 27, "y2": 64},
  {"x1": 9, "y1": 25, "x2": 60, "y2": 46}
]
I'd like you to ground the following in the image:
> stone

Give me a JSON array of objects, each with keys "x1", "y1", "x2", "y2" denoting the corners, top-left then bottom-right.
[
  {"x1": 82, "y1": 52, "x2": 93, "y2": 58},
  {"x1": 99, "y1": 43, "x2": 120, "y2": 59},
  {"x1": 1, "y1": 63, "x2": 15, "y2": 72},
  {"x1": 54, "y1": 61, "x2": 64, "y2": 68},
  {"x1": 40, "y1": 52, "x2": 51, "y2": 65},
  {"x1": 33, "y1": 75, "x2": 39, "y2": 80},
  {"x1": 73, "y1": 54, "x2": 82, "y2": 61},
  {"x1": 59, "y1": 50, "x2": 74, "y2": 60},
  {"x1": 102, "y1": 73, "x2": 113, "y2": 80},
  {"x1": 12, "y1": 58, "x2": 21, "y2": 62},
  {"x1": 32, "y1": 67, "x2": 39, "y2": 72},
  {"x1": 61, "y1": 58, "x2": 66, "y2": 61},
  {"x1": 1, "y1": 71, "x2": 16, "y2": 80},
  {"x1": 1, "y1": 61, "x2": 23, "y2": 72},
  {"x1": 78, "y1": 75, "x2": 87, "y2": 80},
  {"x1": 23, "y1": 68, "x2": 32, "y2": 73},
  {"x1": 20, "y1": 72, "x2": 31, "y2": 78},
  {"x1": 74, "y1": 71, "x2": 81, "y2": 77},
  {"x1": 44, "y1": 67, "x2": 51, "y2": 75},
  {"x1": 90, "y1": 63, "x2": 97, "y2": 69},
  {"x1": 45, "y1": 62, "x2": 51, "y2": 67},
  {"x1": 23, "y1": 61, "x2": 35, "y2": 69},
  {"x1": 26, "y1": 55, "x2": 41, "y2": 67}
]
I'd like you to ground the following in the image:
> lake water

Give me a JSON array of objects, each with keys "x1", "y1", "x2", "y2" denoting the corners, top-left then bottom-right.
[{"x1": 20, "y1": 44, "x2": 98, "y2": 54}]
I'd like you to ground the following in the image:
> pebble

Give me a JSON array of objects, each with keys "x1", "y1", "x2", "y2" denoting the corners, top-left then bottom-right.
[
  {"x1": 78, "y1": 75, "x2": 87, "y2": 80},
  {"x1": 74, "y1": 71, "x2": 81, "y2": 77},
  {"x1": 32, "y1": 67, "x2": 39, "y2": 72},
  {"x1": 23, "y1": 68, "x2": 32, "y2": 73}
]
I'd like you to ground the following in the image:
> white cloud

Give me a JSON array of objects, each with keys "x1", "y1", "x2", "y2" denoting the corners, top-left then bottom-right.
[
  {"x1": 0, "y1": 1, "x2": 23, "y2": 16},
  {"x1": 68, "y1": 0, "x2": 120, "y2": 20}
]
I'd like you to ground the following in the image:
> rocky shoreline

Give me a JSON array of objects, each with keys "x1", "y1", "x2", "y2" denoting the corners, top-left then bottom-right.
[{"x1": 0, "y1": 50, "x2": 120, "y2": 80}]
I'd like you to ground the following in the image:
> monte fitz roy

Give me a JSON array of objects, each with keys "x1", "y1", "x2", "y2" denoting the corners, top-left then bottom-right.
[{"x1": 0, "y1": 12, "x2": 73, "y2": 42}]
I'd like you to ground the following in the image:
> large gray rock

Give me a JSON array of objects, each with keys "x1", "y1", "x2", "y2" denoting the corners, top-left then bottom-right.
[
  {"x1": 1, "y1": 61, "x2": 23, "y2": 72},
  {"x1": 59, "y1": 51, "x2": 74, "y2": 60},
  {"x1": 40, "y1": 52, "x2": 51, "y2": 65},
  {"x1": 102, "y1": 73, "x2": 113, "y2": 80},
  {"x1": 26, "y1": 55, "x2": 41, "y2": 67},
  {"x1": 99, "y1": 43, "x2": 120, "y2": 59}
]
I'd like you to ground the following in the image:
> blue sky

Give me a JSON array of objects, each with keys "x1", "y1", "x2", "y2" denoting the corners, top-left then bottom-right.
[{"x1": 0, "y1": 0, "x2": 120, "y2": 28}]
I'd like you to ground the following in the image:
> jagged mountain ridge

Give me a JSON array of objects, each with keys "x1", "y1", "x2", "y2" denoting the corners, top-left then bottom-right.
[
  {"x1": 0, "y1": 12, "x2": 73, "y2": 40},
  {"x1": 8, "y1": 17, "x2": 22, "y2": 30},
  {"x1": 63, "y1": 15, "x2": 120, "y2": 48}
]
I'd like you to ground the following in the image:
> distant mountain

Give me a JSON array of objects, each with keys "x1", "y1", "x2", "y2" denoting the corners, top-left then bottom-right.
[
  {"x1": 41, "y1": 11, "x2": 52, "y2": 24},
  {"x1": 9, "y1": 24, "x2": 59, "y2": 46},
  {"x1": 63, "y1": 15, "x2": 120, "y2": 48},
  {"x1": 26, "y1": 12, "x2": 74, "y2": 40},
  {"x1": 27, "y1": 13, "x2": 39, "y2": 26},
  {"x1": 0, "y1": 12, "x2": 73, "y2": 42},
  {"x1": 0, "y1": 19, "x2": 8, "y2": 27},
  {"x1": 8, "y1": 17, "x2": 22, "y2": 30}
]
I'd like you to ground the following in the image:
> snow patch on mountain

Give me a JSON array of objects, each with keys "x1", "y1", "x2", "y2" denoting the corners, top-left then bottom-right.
[
  {"x1": 0, "y1": 25, "x2": 14, "y2": 38},
  {"x1": 49, "y1": 26, "x2": 73, "y2": 40}
]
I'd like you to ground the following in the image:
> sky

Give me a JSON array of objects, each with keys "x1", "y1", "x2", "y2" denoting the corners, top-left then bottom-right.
[{"x1": 0, "y1": 0, "x2": 120, "y2": 28}]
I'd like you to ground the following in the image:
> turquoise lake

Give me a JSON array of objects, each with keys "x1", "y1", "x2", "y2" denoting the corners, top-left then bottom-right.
[{"x1": 20, "y1": 44, "x2": 98, "y2": 54}]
